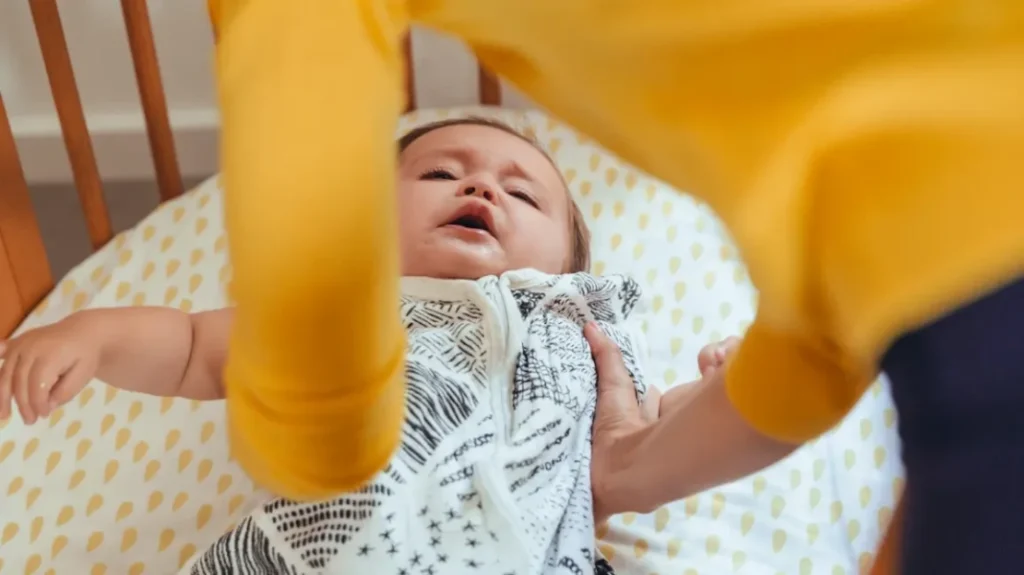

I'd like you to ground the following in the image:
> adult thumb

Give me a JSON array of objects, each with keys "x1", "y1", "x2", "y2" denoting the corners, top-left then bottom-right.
[{"x1": 584, "y1": 323, "x2": 641, "y2": 421}]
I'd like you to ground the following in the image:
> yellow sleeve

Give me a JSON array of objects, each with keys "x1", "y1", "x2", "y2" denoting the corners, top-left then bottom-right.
[
  {"x1": 211, "y1": 0, "x2": 408, "y2": 500},
  {"x1": 412, "y1": 1, "x2": 1024, "y2": 444},
  {"x1": 723, "y1": 321, "x2": 871, "y2": 444}
]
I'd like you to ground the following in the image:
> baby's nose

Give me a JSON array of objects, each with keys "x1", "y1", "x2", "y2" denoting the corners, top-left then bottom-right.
[{"x1": 462, "y1": 185, "x2": 495, "y2": 202}]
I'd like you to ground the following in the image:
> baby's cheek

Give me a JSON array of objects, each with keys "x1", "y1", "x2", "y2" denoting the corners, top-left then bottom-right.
[
  {"x1": 397, "y1": 196, "x2": 442, "y2": 243},
  {"x1": 513, "y1": 235, "x2": 571, "y2": 274},
  {"x1": 396, "y1": 189, "x2": 426, "y2": 227}
]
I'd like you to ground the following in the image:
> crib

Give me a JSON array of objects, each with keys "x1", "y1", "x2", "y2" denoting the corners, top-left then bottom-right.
[
  {"x1": 0, "y1": 2, "x2": 902, "y2": 574},
  {"x1": 0, "y1": 0, "x2": 508, "y2": 338}
]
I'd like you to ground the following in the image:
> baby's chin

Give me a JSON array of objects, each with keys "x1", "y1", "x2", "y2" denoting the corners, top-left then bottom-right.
[
  {"x1": 401, "y1": 237, "x2": 568, "y2": 280},
  {"x1": 402, "y1": 246, "x2": 512, "y2": 280}
]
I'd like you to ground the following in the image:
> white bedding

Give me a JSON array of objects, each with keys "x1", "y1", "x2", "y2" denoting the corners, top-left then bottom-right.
[
  {"x1": 0, "y1": 108, "x2": 903, "y2": 575},
  {"x1": 187, "y1": 271, "x2": 645, "y2": 575},
  {"x1": 1, "y1": 178, "x2": 266, "y2": 575}
]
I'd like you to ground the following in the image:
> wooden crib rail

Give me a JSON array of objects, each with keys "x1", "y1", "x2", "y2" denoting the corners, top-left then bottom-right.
[
  {"x1": 0, "y1": 94, "x2": 53, "y2": 337},
  {"x1": 404, "y1": 36, "x2": 417, "y2": 112},
  {"x1": 1, "y1": 2, "x2": 506, "y2": 339},
  {"x1": 122, "y1": 0, "x2": 184, "y2": 202},
  {"x1": 479, "y1": 66, "x2": 501, "y2": 106},
  {"x1": 0, "y1": 0, "x2": 186, "y2": 336},
  {"x1": 29, "y1": 0, "x2": 114, "y2": 251}
]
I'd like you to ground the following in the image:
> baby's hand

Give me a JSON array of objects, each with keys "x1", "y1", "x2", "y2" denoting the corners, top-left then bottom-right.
[
  {"x1": 697, "y1": 336, "x2": 742, "y2": 380},
  {"x1": 0, "y1": 315, "x2": 101, "y2": 424},
  {"x1": 640, "y1": 336, "x2": 745, "y2": 422}
]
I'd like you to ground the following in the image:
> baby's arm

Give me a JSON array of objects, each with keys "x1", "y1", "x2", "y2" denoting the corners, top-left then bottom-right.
[
  {"x1": 650, "y1": 337, "x2": 742, "y2": 418},
  {"x1": 0, "y1": 307, "x2": 231, "y2": 423},
  {"x1": 89, "y1": 307, "x2": 232, "y2": 400}
]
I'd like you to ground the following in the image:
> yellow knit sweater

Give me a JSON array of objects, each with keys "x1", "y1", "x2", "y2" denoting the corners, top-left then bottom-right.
[{"x1": 209, "y1": 0, "x2": 1024, "y2": 500}]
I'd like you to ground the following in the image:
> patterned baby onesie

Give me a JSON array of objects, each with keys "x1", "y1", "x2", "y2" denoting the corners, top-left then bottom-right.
[{"x1": 187, "y1": 270, "x2": 648, "y2": 575}]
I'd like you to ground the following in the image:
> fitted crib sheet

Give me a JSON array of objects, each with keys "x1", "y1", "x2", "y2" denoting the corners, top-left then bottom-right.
[{"x1": 0, "y1": 108, "x2": 903, "y2": 575}]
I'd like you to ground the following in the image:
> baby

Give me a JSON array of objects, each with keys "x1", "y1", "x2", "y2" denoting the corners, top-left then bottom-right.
[{"x1": 1, "y1": 119, "x2": 734, "y2": 574}]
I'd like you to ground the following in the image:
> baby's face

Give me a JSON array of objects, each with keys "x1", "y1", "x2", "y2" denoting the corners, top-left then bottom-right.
[{"x1": 398, "y1": 124, "x2": 573, "y2": 279}]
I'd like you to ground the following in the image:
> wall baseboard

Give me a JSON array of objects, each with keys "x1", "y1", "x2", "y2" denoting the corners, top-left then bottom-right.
[{"x1": 12, "y1": 108, "x2": 220, "y2": 185}]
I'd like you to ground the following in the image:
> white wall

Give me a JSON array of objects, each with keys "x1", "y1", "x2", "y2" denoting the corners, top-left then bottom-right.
[
  {"x1": 3, "y1": 0, "x2": 217, "y2": 183},
  {"x1": 1, "y1": 0, "x2": 530, "y2": 184}
]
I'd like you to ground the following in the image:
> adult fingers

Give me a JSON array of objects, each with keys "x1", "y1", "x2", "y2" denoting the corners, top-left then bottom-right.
[
  {"x1": 584, "y1": 322, "x2": 641, "y2": 423},
  {"x1": 640, "y1": 386, "x2": 661, "y2": 423}
]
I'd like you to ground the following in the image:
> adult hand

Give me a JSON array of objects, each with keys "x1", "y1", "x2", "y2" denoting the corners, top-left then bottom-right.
[
  {"x1": 586, "y1": 324, "x2": 743, "y2": 523},
  {"x1": 585, "y1": 322, "x2": 651, "y2": 524}
]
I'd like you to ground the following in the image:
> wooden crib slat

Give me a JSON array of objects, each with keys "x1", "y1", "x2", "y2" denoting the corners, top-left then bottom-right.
[
  {"x1": 869, "y1": 497, "x2": 904, "y2": 575},
  {"x1": 29, "y1": 0, "x2": 113, "y2": 251},
  {"x1": 0, "y1": 94, "x2": 53, "y2": 336},
  {"x1": 121, "y1": 0, "x2": 184, "y2": 202},
  {"x1": 478, "y1": 65, "x2": 501, "y2": 106},
  {"x1": 403, "y1": 34, "x2": 416, "y2": 112},
  {"x1": 0, "y1": 235, "x2": 25, "y2": 338}
]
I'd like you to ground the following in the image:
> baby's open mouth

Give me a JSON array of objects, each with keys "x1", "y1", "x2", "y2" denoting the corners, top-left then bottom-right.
[{"x1": 446, "y1": 214, "x2": 494, "y2": 237}]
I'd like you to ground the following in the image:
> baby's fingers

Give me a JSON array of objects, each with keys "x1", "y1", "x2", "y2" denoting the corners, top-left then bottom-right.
[
  {"x1": 12, "y1": 354, "x2": 37, "y2": 424},
  {"x1": 28, "y1": 358, "x2": 64, "y2": 418},
  {"x1": 697, "y1": 344, "x2": 719, "y2": 376},
  {"x1": 718, "y1": 336, "x2": 742, "y2": 360},
  {"x1": 49, "y1": 359, "x2": 94, "y2": 409},
  {"x1": 698, "y1": 336, "x2": 744, "y2": 377}
]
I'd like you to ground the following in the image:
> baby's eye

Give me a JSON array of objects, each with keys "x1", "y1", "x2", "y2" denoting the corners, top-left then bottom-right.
[
  {"x1": 510, "y1": 190, "x2": 539, "y2": 209},
  {"x1": 421, "y1": 168, "x2": 457, "y2": 181}
]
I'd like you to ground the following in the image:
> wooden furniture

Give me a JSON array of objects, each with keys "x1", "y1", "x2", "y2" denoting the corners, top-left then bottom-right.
[
  {"x1": 869, "y1": 497, "x2": 904, "y2": 575},
  {"x1": 0, "y1": 0, "x2": 502, "y2": 338},
  {"x1": 0, "y1": 4, "x2": 903, "y2": 570}
]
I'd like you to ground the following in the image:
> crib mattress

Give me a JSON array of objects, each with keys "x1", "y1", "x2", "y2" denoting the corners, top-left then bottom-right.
[{"x1": 0, "y1": 108, "x2": 904, "y2": 575}]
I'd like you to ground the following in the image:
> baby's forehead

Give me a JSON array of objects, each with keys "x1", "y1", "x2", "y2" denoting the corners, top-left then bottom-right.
[{"x1": 400, "y1": 125, "x2": 564, "y2": 183}]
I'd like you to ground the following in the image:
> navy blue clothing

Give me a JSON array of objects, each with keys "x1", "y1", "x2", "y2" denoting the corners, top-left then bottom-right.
[{"x1": 882, "y1": 277, "x2": 1024, "y2": 574}]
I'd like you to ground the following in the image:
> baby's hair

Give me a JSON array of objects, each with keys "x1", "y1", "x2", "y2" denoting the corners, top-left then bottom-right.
[{"x1": 397, "y1": 117, "x2": 592, "y2": 274}]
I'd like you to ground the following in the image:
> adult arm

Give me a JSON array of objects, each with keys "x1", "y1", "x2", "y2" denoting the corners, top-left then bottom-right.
[
  {"x1": 209, "y1": 0, "x2": 408, "y2": 500},
  {"x1": 586, "y1": 324, "x2": 797, "y2": 520},
  {"x1": 422, "y1": 0, "x2": 1024, "y2": 451}
]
